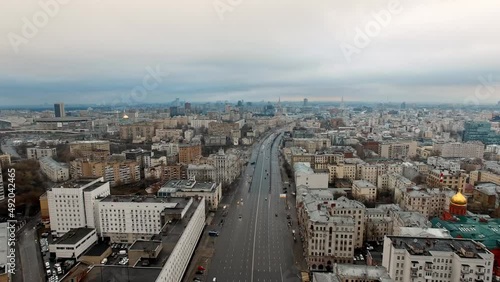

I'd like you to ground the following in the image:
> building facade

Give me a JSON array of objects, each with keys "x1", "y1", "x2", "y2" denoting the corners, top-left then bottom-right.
[
  {"x1": 39, "y1": 156, "x2": 70, "y2": 182},
  {"x1": 69, "y1": 141, "x2": 110, "y2": 161},
  {"x1": 383, "y1": 236, "x2": 494, "y2": 282},
  {"x1": 27, "y1": 147, "x2": 56, "y2": 160},
  {"x1": 47, "y1": 178, "x2": 110, "y2": 235}
]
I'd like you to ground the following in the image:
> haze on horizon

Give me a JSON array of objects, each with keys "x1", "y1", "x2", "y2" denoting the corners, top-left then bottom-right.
[{"x1": 0, "y1": 0, "x2": 499, "y2": 106}]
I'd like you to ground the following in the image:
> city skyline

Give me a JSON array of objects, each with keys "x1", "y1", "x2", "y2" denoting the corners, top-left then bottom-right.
[{"x1": 1, "y1": 0, "x2": 499, "y2": 105}]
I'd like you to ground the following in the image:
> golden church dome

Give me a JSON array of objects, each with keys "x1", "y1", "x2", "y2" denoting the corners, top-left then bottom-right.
[{"x1": 451, "y1": 191, "x2": 467, "y2": 205}]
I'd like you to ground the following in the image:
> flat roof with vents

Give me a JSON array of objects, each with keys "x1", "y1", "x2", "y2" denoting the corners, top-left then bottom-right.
[{"x1": 53, "y1": 228, "x2": 95, "y2": 245}]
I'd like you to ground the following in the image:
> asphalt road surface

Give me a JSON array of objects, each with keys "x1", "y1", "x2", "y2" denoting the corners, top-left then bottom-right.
[
  {"x1": 207, "y1": 132, "x2": 300, "y2": 282},
  {"x1": 16, "y1": 217, "x2": 44, "y2": 282}
]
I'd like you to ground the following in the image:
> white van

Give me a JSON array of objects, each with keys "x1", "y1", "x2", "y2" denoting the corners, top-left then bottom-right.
[{"x1": 119, "y1": 250, "x2": 127, "y2": 255}]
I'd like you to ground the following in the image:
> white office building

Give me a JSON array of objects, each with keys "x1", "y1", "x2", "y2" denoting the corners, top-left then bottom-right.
[
  {"x1": 49, "y1": 228, "x2": 97, "y2": 259},
  {"x1": 383, "y1": 236, "x2": 494, "y2": 282},
  {"x1": 47, "y1": 178, "x2": 110, "y2": 236},
  {"x1": 156, "y1": 198, "x2": 205, "y2": 282}
]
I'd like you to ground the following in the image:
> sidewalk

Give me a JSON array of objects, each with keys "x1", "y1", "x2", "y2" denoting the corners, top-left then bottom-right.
[{"x1": 279, "y1": 149, "x2": 309, "y2": 272}]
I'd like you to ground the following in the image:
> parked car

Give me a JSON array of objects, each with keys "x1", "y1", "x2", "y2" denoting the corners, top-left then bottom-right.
[{"x1": 45, "y1": 262, "x2": 50, "y2": 269}]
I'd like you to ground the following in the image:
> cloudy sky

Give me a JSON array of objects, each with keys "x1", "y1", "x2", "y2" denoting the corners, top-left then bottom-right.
[{"x1": 0, "y1": 0, "x2": 499, "y2": 106}]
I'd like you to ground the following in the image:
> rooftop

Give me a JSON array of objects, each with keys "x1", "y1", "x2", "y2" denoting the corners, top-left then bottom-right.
[
  {"x1": 53, "y1": 228, "x2": 95, "y2": 245},
  {"x1": 129, "y1": 240, "x2": 162, "y2": 252},
  {"x1": 313, "y1": 265, "x2": 393, "y2": 282},
  {"x1": 51, "y1": 178, "x2": 105, "y2": 191},
  {"x1": 475, "y1": 182, "x2": 500, "y2": 196},
  {"x1": 159, "y1": 179, "x2": 217, "y2": 193},
  {"x1": 100, "y1": 195, "x2": 189, "y2": 209},
  {"x1": 432, "y1": 216, "x2": 500, "y2": 249},
  {"x1": 35, "y1": 117, "x2": 91, "y2": 122},
  {"x1": 387, "y1": 236, "x2": 491, "y2": 258},
  {"x1": 69, "y1": 140, "x2": 109, "y2": 144}
]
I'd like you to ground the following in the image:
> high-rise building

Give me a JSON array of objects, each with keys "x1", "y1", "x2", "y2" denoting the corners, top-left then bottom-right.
[
  {"x1": 303, "y1": 98, "x2": 308, "y2": 106},
  {"x1": 54, "y1": 102, "x2": 65, "y2": 117},
  {"x1": 463, "y1": 121, "x2": 500, "y2": 145},
  {"x1": 47, "y1": 178, "x2": 110, "y2": 235}
]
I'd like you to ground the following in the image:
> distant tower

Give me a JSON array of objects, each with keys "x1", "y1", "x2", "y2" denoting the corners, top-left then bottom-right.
[
  {"x1": 54, "y1": 103, "x2": 65, "y2": 117},
  {"x1": 303, "y1": 98, "x2": 308, "y2": 107},
  {"x1": 340, "y1": 96, "x2": 345, "y2": 110}
]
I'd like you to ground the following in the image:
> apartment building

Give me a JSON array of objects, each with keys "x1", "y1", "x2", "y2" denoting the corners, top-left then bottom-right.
[
  {"x1": 327, "y1": 162, "x2": 357, "y2": 183},
  {"x1": 294, "y1": 162, "x2": 329, "y2": 189},
  {"x1": 120, "y1": 122, "x2": 156, "y2": 141},
  {"x1": 158, "y1": 179, "x2": 221, "y2": 211},
  {"x1": 69, "y1": 140, "x2": 110, "y2": 161},
  {"x1": 178, "y1": 143, "x2": 202, "y2": 164},
  {"x1": 208, "y1": 121, "x2": 239, "y2": 137},
  {"x1": 186, "y1": 164, "x2": 216, "y2": 182},
  {"x1": 104, "y1": 161, "x2": 141, "y2": 186},
  {"x1": 70, "y1": 159, "x2": 141, "y2": 187},
  {"x1": 359, "y1": 164, "x2": 379, "y2": 186},
  {"x1": 427, "y1": 169, "x2": 466, "y2": 190},
  {"x1": 470, "y1": 170, "x2": 500, "y2": 186},
  {"x1": 299, "y1": 197, "x2": 356, "y2": 269},
  {"x1": 427, "y1": 157, "x2": 461, "y2": 172},
  {"x1": 188, "y1": 118, "x2": 217, "y2": 129},
  {"x1": 27, "y1": 146, "x2": 56, "y2": 160},
  {"x1": 397, "y1": 186, "x2": 455, "y2": 218},
  {"x1": 378, "y1": 172, "x2": 414, "y2": 191},
  {"x1": 441, "y1": 141, "x2": 485, "y2": 158},
  {"x1": 47, "y1": 178, "x2": 110, "y2": 235},
  {"x1": 352, "y1": 180, "x2": 377, "y2": 202},
  {"x1": 155, "y1": 129, "x2": 183, "y2": 140},
  {"x1": 365, "y1": 208, "x2": 394, "y2": 242},
  {"x1": 297, "y1": 187, "x2": 365, "y2": 250},
  {"x1": 39, "y1": 156, "x2": 70, "y2": 182},
  {"x1": 379, "y1": 141, "x2": 417, "y2": 159},
  {"x1": 383, "y1": 236, "x2": 494, "y2": 282}
]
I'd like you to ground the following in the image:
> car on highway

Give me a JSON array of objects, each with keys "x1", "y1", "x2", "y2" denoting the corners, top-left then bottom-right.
[
  {"x1": 208, "y1": 231, "x2": 219, "y2": 237},
  {"x1": 265, "y1": 198, "x2": 267, "y2": 201}
]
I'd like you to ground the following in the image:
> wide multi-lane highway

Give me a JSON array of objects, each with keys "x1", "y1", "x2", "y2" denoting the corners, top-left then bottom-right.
[{"x1": 207, "y1": 132, "x2": 300, "y2": 282}]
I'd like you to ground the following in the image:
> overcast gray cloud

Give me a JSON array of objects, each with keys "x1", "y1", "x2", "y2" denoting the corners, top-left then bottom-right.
[{"x1": 0, "y1": 0, "x2": 499, "y2": 105}]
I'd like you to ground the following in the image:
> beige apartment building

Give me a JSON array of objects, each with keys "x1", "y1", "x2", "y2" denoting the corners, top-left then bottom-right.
[
  {"x1": 178, "y1": 143, "x2": 202, "y2": 164},
  {"x1": 397, "y1": 186, "x2": 455, "y2": 218},
  {"x1": 379, "y1": 141, "x2": 417, "y2": 159},
  {"x1": 470, "y1": 170, "x2": 500, "y2": 186},
  {"x1": 69, "y1": 140, "x2": 110, "y2": 161},
  {"x1": 426, "y1": 169, "x2": 466, "y2": 190},
  {"x1": 70, "y1": 159, "x2": 140, "y2": 187},
  {"x1": 119, "y1": 122, "x2": 156, "y2": 141},
  {"x1": 352, "y1": 180, "x2": 377, "y2": 202}
]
